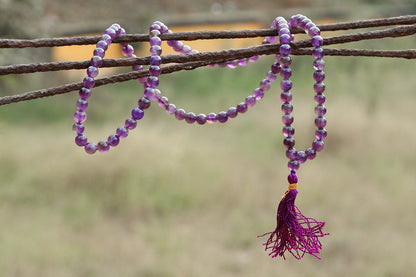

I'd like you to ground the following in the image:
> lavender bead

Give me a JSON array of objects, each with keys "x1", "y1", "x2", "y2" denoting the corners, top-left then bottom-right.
[
  {"x1": 315, "y1": 116, "x2": 327, "y2": 128},
  {"x1": 280, "y1": 34, "x2": 291, "y2": 44},
  {"x1": 146, "y1": 76, "x2": 159, "y2": 88},
  {"x1": 308, "y1": 26, "x2": 321, "y2": 36},
  {"x1": 227, "y1": 107, "x2": 238, "y2": 118},
  {"x1": 280, "y1": 92, "x2": 292, "y2": 102},
  {"x1": 312, "y1": 140, "x2": 324, "y2": 152},
  {"x1": 279, "y1": 56, "x2": 292, "y2": 67},
  {"x1": 149, "y1": 36, "x2": 162, "y2": 46},
  {"x1": 266, "y1": 71, "x2": 277, "y2": 82},
  {"x1": 74, "y1": 111, "x2": 86, "y2": 123},
  {"x1": 149, "y1": 66, "x2": 161, "y2": 77},
  {"x1": 253, "y1": 88, "x2": 265, "y2": 100},
  {"x1": 280, "y1": 79, "x2": 293, "y2": 92},
  {"x1": 122, "y1": 45, "x2": 135, "y2": 56},
  {"x1": 206, "y1": 113, "x2": 217, "y2": 123},
  {"x1": 85, "y1": 142, "x2": 97, "y2": 154},
  {"x1": 72, "y1": 123, "x2": 85, "y2": 134},
  {"x1": 311, "y1": 35, "x2": 324, "y2": 47},
  {"x1": 297, "y1": 151, "x2": 307, "y2": 164},
  {"x1": 83, "y1": 77, "x2": 95, "y2": 89},
  {"x1": 181, "y1": 45, "x2": 192, "y2": 54},
  {"x1": 101, "y1": 34, "x2": 112, "y2": 45},
  {"x1": 305, "y1": 22, "x2": 316, "y2": 31},
  {"x1": 150, "y1": 30, "x2": 161, "y2": 38},
  {"x1": 93, "y1": 48, "x2": 105, "y2": 58},
  {"x1": 149, "y1": 24, "x2": 161, "y2": 32},
  {"x1": 75, "y1": 134, "x2": 87, "y2": 146},
  {"x1": 138, "y1": 97, "x2": 151, "y2": 109},
  {"x1": 149, "y1": 55, "x2": 162, "y2": 66},
  {"x1": 133, "y1": 64, "x2": 143, "y2": 71},
  {"x1": 282, "y1": 125, "x2": 295, "y2": 137},
  {"x1": 172, "y1": 41, "x2": 184, "y2": 52},
  {"x1": 196, "y1": 114, "x2": 207, "y2": 125},
  {"x1": 166, "y1": 104, "x2": 176, "y2": 115},
  {"x1": 279, "y1": 44, "x2": 291, "y2": 56},
  {"x1": 175, "y1": 109, "x2": 186, "y2": 120},
  {"x1": 280, "y1": 67, "x2": 292, "y2": 79},
  {"x1": 104, "y1": 28, "x2": 116, "y2": 39},
  {"x1": 131, "y1": 107, "x2": 144, "y2": 120},
  {"x1": 314, "y1": 93, "x2": 326, "y2": 104},
  {"x1": 185, "y1": 112, "x2": 196, "y2": 124},
  {"x1": 266, "y1": 36, "x2": 277, "y2": 43},
  {"x1": 312, "y1": 47, "x2": 324, "y2": 59},
  {"x1": 286, "y1": 148, "x2": 298, "y2": 160},
  {"x1": 236, "y1": 102, "x2": 248, "y2": 113},
  {"x1": 144, "y1": 87, "x2": 155, "y2": 99},
  {"x1": 271, "y1": 62, "x2": 281, "y2": 74},
  {"x1": 116, "y1": 126, "x2": 128, "y2": 138},
  {"x1": 278, "y1": 28, "x2": 290, "y2": 36},
  {"x1": 107, "y1": 135, "x2": 120, "y2": 147},
  {"x1": 316, "y1": 128, "x2": 328, "y2": 140},
  {"x1": 217, "y1": 111, "x2": 228, "y2": 123},
  {"x1": 158, "y1": 96, "x2": 169, "y2": 108},
  {"x1": 288, "y1": 160, "x2": 300, "y2": 171},
  {"x1": 76, "y1": 99, "x2": 88, "y2": 112},
  {"x1": 314, "y1": 82, "x2": 325, "y2": 93},
  {"x1": 245, "y1": 96, "x2": 256, "y2": 107},
  {"x1": 283, "y1": 137, "x2": 295, "y2": 148},
  {"x1": 238, "y1": 59, "x2": 247, "y2": 66},
  {"x1": 97, "y1": 141, "x2": 110, "y2": 153},
  {"x1": 150, "y1": 45, "x2": 162, "y2": 56},
  {"x1": 282, "y1": 114, "x2": 294, "y2": 125},
  {"x1": 259, "y1": 79, "x2": 271, "y2": 91},
  {"x1": 79, "y1": 88, "x2": 91, "y2": 99},
  {"x1": 125, "y1": 118, "x2": 137, "y2": 130},
  {"x1": 314, "y1": 104, "x2": 327, "y2": 116},
  {"x1": 281, "y1": 102, "x2": 293, "y2": 114},
  {"x1": 96, "y1": 40, "x2": 108, "y2": 50},
  {"x1": 87, "y1": 66, "x2": 98, "y2": 78},
  {"x1": 313, "y1": 70, "x2": 325, "y2": 82},
  {"x1": 313, "y1": 59, "x2": 325, "y2": 70}
]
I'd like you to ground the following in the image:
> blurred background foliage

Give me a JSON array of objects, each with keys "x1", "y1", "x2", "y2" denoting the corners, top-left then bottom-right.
[{"x1": 1, "y1": 1, "x2": 416, "y2": 277}]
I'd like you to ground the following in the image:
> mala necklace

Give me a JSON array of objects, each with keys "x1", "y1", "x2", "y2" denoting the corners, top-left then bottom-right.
[{"x1": 72, "y1": 14, "x2": 329, "y2": 260}]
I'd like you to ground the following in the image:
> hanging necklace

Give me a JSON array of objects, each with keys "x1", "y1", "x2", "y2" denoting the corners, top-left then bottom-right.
[{"x1": 72, "y1": 14, "x2": 329, "y2": 260}]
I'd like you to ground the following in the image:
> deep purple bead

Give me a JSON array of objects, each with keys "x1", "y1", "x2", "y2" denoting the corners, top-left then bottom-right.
[
  {"x1": 315, "y1": 116, "x2": 327, "y2": 128},
  {"x1": 313, "y1": 70, "x2": 325, "y2": 82},
  {"x1": 158, "y1": 96, "x2": 169, "y2": 108},
  {"x1": 72, "y1": 123, "x2": 85, "y2": 134},
  {"x1": 245, "y1": 96, "x2": 256, "y2": 107},
  {"x1": 308, "y1": 26, "x2": 321, "y2": 37},
  {"x1": 280, "y1": 67, "x2": 292, "y2": 79},
  {"x1": 96, "y1": 40, "x2": 108, "y2": 50},
  {"x1": 175, "y1": 109, "x2": 186, "y2": 120},
  {"x1": 279, "y1": 23, "x2": 289, "y2": 30},
  {"x1": 104, "y1": 28, "x2": 116, "y2": 40},
  {"x1": 227, "y1": 107, "x2": 238, "y2": 118},
  {"x1": 297, "y1": 151, "x2": 307, "y2": 164},
  {"x1": 305, "y1": 22, "x2": 316, "y2": 31},
  {"x1": 253, "y1": 88, "x2": 265, "y2": 100},
  {"x1": 172, "y1": 41, "x2": 184, "y2": 52},
  {"x1": 316, "y1": 128, "x2": 328, "y2": 140},
  {"x1": 280, "y1": 92, "x2": 292, "y2": 102},
  {"x1": 131, "y1": 107, "x2": 144, "y2": 120},
  {"x1": 76, "y1": 99, "x2": 88, "y2": 111},
  {"x1": 150, "y1": 45, "x2": 162, "y2": 56},
  {"x1": 289, "y1": 16, "x2": 299, "y2": 28},
  {"x1": 266, "y1": 71, "x2": 277, "y2": 82},
  {"x1": 283, "y1": 137, "x2": 295, "y2": 148},
  {"x1": 122, "y1": 45, "x2": 135, "y2": 57},
  {"x1": 107, "y1": 134, "x2": 120, "y2": 147},
  {"x1": 279, "y1": 44, "x2": 291, "y2": 56},
  {"x1": 281, "y1": 102, "x2": 293, "y2": 114},
  {"x1": 149, "y1": 36, "x2": 162, "y2": 46},
  {"x1": 314, "y1": 82, "x2": 326, "y2": 93},
  {"x1": 144, "y1": 87, "x2": 155, "y2": 99},
  {"x1": 312, "y1": 140, "x2": 324, "y2": 152},
  {"x1": 84, "y1": 142, "x2": 97, "y2": 154},
  {"x1": 206, "y1": 113, "x2": 217, "y2": 123},
  {"x1": 93, "y1": 48, "x2": 105, "y2": 58},
  {"x1": 271, "y1": 62, "x2": 281, "y2": 74},
  {"x1": 280, "y1": 79, "x2": 293, "y2": 92},
  {"x1": 259, "y1": 79, "x2": 271, "y2": 91},
  {"x1": 185, "y1": 112, "x2": 196, "y2": 124},
  {"x1": 83, "y1": 77, "x2": 95, "y2": 89},
  {"x1": 314, "y1": 93, "x2": 326, "y2": 104},
  {"x1": 217, "y1": 111, "x2": 228, "y2": 123},
  {"x1": 149, "y1": 55, "x2": 162, "y2": 66},
  {"x1": 280, "y1": 34, "x2": 291, "y2": 44},
  {"x1": 313, "y1": 59, "x2": 325, "y2": 70},
  {"x1": 288, "y1": 160, "x2": 300, "y2": 171},
  {"x1": 149, "y1": 66, "x2": 161, "y2": 77},
  {"x1": 87, "y1": 66, "x2": 98, "y2": 78},
  {"x1": 278, "y1": 28, "x2": 290, "y2": 36},
  {"x1": 75, "y1": 134, "x2": 88, "y2": 146},
  {"x1": 79, "y1": 87, "x2": 91, "y2": 99},
  {"x1": 125, "y1": 117, "x2": 137, "y2": 130},
  {"x1": 236, "y1": 102, "x2": 248, "y2": 113},
  {"x1": 300, "y1": 18, "x2": 311, "y2": 29},
  {"x1": 305, "y1": 147, "x2": 316, "y2": 160},
  {"x1": 101, "y1": 34, "x2": 112, "y2": 45},
  {"x1": 196, "y1": 114, "x2": 207, "y2": 125},
  {"x1": 311, "y1": 35, "x2": 324, "y2": 47},
  {"x1": 116, "y1": 126, "x2": 128, "y2": 138},
  {"x1": 74, "y1": 111, "x2": 86, "y2": 123},
  {"x1": 138, "y1": 97, "x2": 151, "y2": 109},
  {"x1": 282, "y1": 125, "x2": 295, "y2": 137},
  {"x1": 314, "y1": 104, "x2": 327, "y2": 116},
  {"x1": 279, "y1": 56, "x2": 292, "y2": 67},
  {"x1": 286, "y1": 148, "x2": 298, "y2": 160},
  {"x1": 166, "y1": 104, "x2": 176, "y2": 115},
  {"x1": 282, "y1": 114, "x2": 294, "y2": 125},
  {"x1": 312, "y1": 47, "x2": 324, "y2": 59},
  {"x1": 146, "y1": 76, "x2": 159, "y2": 88},
  {"x1": 97, "y1": 141, "x2": 110, "y2": 153}
]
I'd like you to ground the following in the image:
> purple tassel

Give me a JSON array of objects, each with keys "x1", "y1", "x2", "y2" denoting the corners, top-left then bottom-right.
[{"x1": 258, "y1": 172, "x2": 329, "y2": 260}]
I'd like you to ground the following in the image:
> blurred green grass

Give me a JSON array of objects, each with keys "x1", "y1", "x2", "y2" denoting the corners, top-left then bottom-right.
[{"x1": 1, "y1": 36, "x2": 416, "y2": 276}]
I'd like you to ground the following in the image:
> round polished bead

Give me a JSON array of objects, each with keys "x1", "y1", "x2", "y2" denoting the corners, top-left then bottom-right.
[
  {"x1": 158, "y1": 96, "x2": 169, "y2": 108},
  {"x1": 172, "y1": 41, "x2": 184, "y2": 52},
  {"x1": 297, "y1": 151, "x2": 307, "y2": 164},
  {"x1": 76, "y1": 99, "x2": 88, "y2": 112},
  {"x1": 93, "y1": 48, "x2": 105, "y2": 58},
  {"x1": 286, "y1": 148, "x2": 298, "y2": 160},
  {"x1": 138, "y1": 97, "x2": 151, "y2": 109},
  {"x1": 153, "y1": 88, "x2": 161, "y2": 100},
  {"x1": 74, "y1": 111, "x2": 86, "y2": 123},
  {"x1": 313, "y1": 70, "x2": 325, "y2": 82},
  {"x1": 206, "y1": 113, "x2": 217, "y2": 123},
  {"x1": 196, "y1": 114, "x2": 207, "y2": 125},
  {"x1": 253, "y1": 88, "x2": 264, "y2": 100},
  {"x1": 149, "y1": 36, "x2": 162, "y2": 46},
  {"x1": 281, "y1": 102, "x2": 293, "y2": 114},
  {"x1": 245, "y1": 96, "x2": 256, "y2": 107},
  {"x1": 266, "y1": 36, "x2": 277, "y2": 43},
  {"x1": 150, "y1": 30, "x2": 161, "y2": 38},
  {"x1": 227, "y1": 107, "x2": 238, "y2": 118},
  {"x1": 149, "y1": 24, "x2": 161, "y2": 32},
  {"x1": 97, "y1": 141, "x2": 110, "y2": 153},
  {"x1": 79, "y1": 87, "x2": 91, "y2": 99},
  {"x1": 150, "y1": 45, "x2": 162, "y2": 56},
  {"x1": 312, "y1": 140, "x2": 324, "y2": 151},
  {"x1": 87, "y1": 66, "x2": 99, "y2": 78},
  {"x1": 175, "y1": 109, "x2": 186, "y2": 120},
  {"x1": 149, "y1": 55, "x2": 162, "y2": 66},
  {"x1": 107, "y1": 134, "x2": 120, "y2": 147},
  {"x1": 282, "y1": 125, "x2": 295, "y2": 137},
  {"x1": 283, "y1": 137, "x2": 295, "y2": 148},
  {"x1": 278, "y1": 28, "x2": 290, "y2": 36},
  {"x1": 181, "y1": 45, "x2": 192, "y2": 54},
  {"x1": 300, "y1": 19, "x2": 311, "y2": 29},
  {"x1": 305, "y1": 22, "x2": 316, "y2": 31},
  {"x1": 96, "y1": 40, "x2": 108, "y2": 50},
  {"x1": 279, "y1": 44, "x2": 291, "y2": 55},
  {"x1": 101, "y1": 34, "x2": 112, "y2": 45},
  {"x1": 312, "y1": 47, "x2": 324, "y2": 59},
  {"x1": 72, "y1": 123, "x2": 85, "y2": 134},
  {"x1": 125, "y1": 117, "x2": 137, "y2": 130},
  {"x1": 236, "y1": 102, "x2": 248, "y2": 113},
  {"x1": 311, "y1": 35, "x2": 324, "y2": 47},
  {"x1": 185, "y1": 112, "x2": 196, "y2": 124},
  {"x1": 104, "y1": 28, "x2": 116, "y2": 39},
  {"x1": 116, "y1": 126, "x2": 128, "y2": 138},
  {"x1": 146, "y1": 76, "x2": 159, "y2": 88},
  {"x1": 279, "y1": 56, "x2": 292, "y2": 67},
  {"x1": 280, "y1": 79, "x2": 293, "y2": 92},
  {"x1": 315, "y1": 116, "x2": 327, "y2": 128},
  {"x1": 308, "y1": 26, "x2": 321, "y2": 36},
  {"x1": 314, "y1": 104, "x2": 327, "y2": 116},
  {"x1": 282, "y1": 114, "x2": 294, "y2": 125},
  {"x1": 271, "y1": 62, "x2": 281, "y2": 74},
  {"x1": 259, "y1": 79, "x2": 271, "y2": 91},
  {"x1": 217, "y1": 111, "x2": 228, "y2": 123},
  {"x1": 315, "y1": 128, "x2": 328, "y2": 140},
  {"x1": 314, "y1": 93, "x2": 326, "y2": 104},
  {"x1": 149, "y1": 66, "x2": 161, "y2": 77},
  {"x1": 280, "y1": 67, "x2": 292, "y2": 79},
  {"x1": 248, "y1": 55, "x2": 259, "y2": 62},
  {"x1": 266, "y1": 71, "x2": 277, "y2": 82},
  {"x1": 313, "y1": 59, "x2": 325, "y2": 70},
  {"x1": 166, "y1": 104, "x2": 176, "y2": 115},
  {"x1": 280, "y1": 92, "x2": 292, "y2": 102},
  {"x1": 280, "y1": 34, "x2": 291, "y2": 44},
  {"x1": 305, "y1": 147, "x2": 316, "y2": 160},
  {"x1": 122, "y1": 45, "x2": 135, "y2": 56},
  {"x1": 131, "y1": 107, "x2": 144, "y2": 120},
  {"x1": 314, "y1": 82, "x2": 325, "y2": 93},
  {"x1": 83, "y1": 77, "x2": 95, "y2": 89},
  {"x1": 288, "y1": 160, "x2": 300, "y2": 171},
  {"x1": 85, "y1": 142, "x2": 97, "y2": 154},
  {"x1": 75, "y1": 134, "x2": 87, "y2": 146}
]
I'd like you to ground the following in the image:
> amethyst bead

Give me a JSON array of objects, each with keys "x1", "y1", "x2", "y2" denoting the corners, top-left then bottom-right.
[
  {"x1": 196, "y1": 114, "x2": 207, "y2": 125},
  {"x1": 297, "y1": 151, "x2": 307, "y2": 164},
  {"x1": 101, "y1": 34, "x2": 112, "y2": 45},
  {"x1": 313, "y1": 70, "x2": 325, "y2": 82},
  {"x1": 271, "y1": 62, "x2": 281, "y2": 74},
  {"x1": 312, "y1": 140, "x2": 324, "y2": 151},
  {"x1": 146, "y1": 76, "x2": 159, "y2": 88},
  {"x1": 280, "y1": 92, "x2": 293, "y2": 102},
  {"x1": 83, "y1": 77, "x2": 95, "y2": 89},
  {"x1": 286, "y1": 148, "x2": 298, "y2": 160},
  {"x1": 79, "y1": 88, "x2": 91, "y2": 100},
  {"x1": 76, "y1": 99, "x2": 88, "y2": 111},
  {"x1": 282, "y1": 114, "x2": 294, "y2": 125},
  {"x1": 313, "y1": 59, "x2": 325, "y2": 70},
  {"x1": 288, "y1": 160, "x2": 300, "y2": 171},
  {"x1": 315, "y1": 128, "x2": 328, "y2": 140},
  {"x1": 259, "y1": 79, "x2": 271, "y2": 91},
  {"x1": 158, "y1": 96, "x2": 169, "y2": 108},
  {"x1": 104, "y1": 28, "x2": 116, "y2": 39},
  {"x1": 236, "y1": 102, "x2": 248, "y2": 113},
  {"x1": 166, "y1": 104, "x2": 176, "y2": 115},
  {"x1": 217, "y1": 111, "x2": 228, "y2": 123},
  {"x1": 314, "y1": 93, "x2": 326, "y2": 104},
  {"x1": 305, "y1": 148, "x2": 316, "y2": 160},
  {"x1": 314, "y1": 104, "x2": 327, "y2": 116},
  {"x1": 149, "y1": 66, "x2": 161, "y2": 77},
  {"x1": 266, "y1": 71, "x2": 277, "y2": 82},
  {"x1": 308, "y1": 26, "x2": 321, "y2": 36},
  {"x1": 279, "y1": 56, "x2": 292, "y2": 67},
  {"x1": 311, "y1": 35, "x2": 324, "y2": 47},
  {"x1": 97, "y1": 141, "x2": 110, "y2": 153},
  {"x1": 96, "y1": 40, "x2": 108, "y2": 50},
  {"x1": 280, "y1": 34, "x2": 291, "y2": 44},
  {"x1": 314, "y1": 82, "x2": 325, "y2": 93},
  {"x1": 153, "y1": 88, "x2": 161, "y2": 100},
  {"x1": 315, "y1": 116, "x2": 327, "y2": 128},
  {"x1": 227, "y1": 107, "x2": 238, "y2": 118},
  {"x1": 150, "y1": 45, "x2": 162, "y2": 56},
  {"x1": 87, "y1": 66, "x2": 99, "y2": 78},
  {"x1": 245, "y1": 96, "x2": 256, "y2": 107},
  {"x1": 282, "y1": 126, "x2": 295, "y2": 137},
  {"x1": 125, "y1": 118, "x2": 137, "y2": 130},
  {"x1": 206, "y1": 113, "x2": 217, "y2": 123},
  {"x1": 91, "y1": 56, "x2": 103, "y2": 67},
  {"x1": 149, "y1": 55, "x2": 162, "y2": 66},
  {"x1": 116, "y1": 126, "x2": 128, "y2": 138},
  {"x1": 85, "y1": 142, "x2": 97, "y2": 154},
  {"x1": 279, "y1": 44, "x2": 291, "y2": 55},
  {"x1": 312, "y1": 47, "x2": 324, "y2": 59},
  {"x1": 253, "y1": 88, "x2": 265, "y2": 100},
  {"x1": 138, "y1": 97, "x2": 151, "y2": 109},
  {"x1": 74, "y1": 111, "x2": 87, "y2": 123},
  {"x1": 175, "y1": 109, "x2": 186, "y2": 120},
  {"x1": 283, "y1": 137, "x2": 295, "y2": 148},
  {"x1": 280, "y1": 67, "x2": 292, "y2": 79},
  {"x1": 72, "y1": 123, "x2": 85, "y2": 134},
  {"x1": 107, "y1": 135, "x2": 120, "y2": 147},
  {"x1": 185, "y1": 112, "x2": 196, "y2": 124},
  {"x1": 122, "y1": 45, "x2": 135, "y2": 56},
  {"x1": 281, "y1": 102, "x2": 293, "y2": 114},
  {"x1": 131, "y1": 107, "x2": 144, "y2": 120},
  {"x1": 75, "y1": 134, "x2": 87, "y2": 146},
  {"x1": 93, "y1": 48, "x2": 105, "y2": 58},
  {"x1": 280, "y1": 79, "x2": 293, "y2": 92},
  {"x1": 144, "y1": 87, "x2": 155, "y2": 99},
  {"x1": 149, "y1": 36, "x2": 162, "y2": 46}
]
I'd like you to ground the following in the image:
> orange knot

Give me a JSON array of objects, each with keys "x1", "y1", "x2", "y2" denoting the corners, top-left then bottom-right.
[{"x1": 288, "y1": 183, "x2": 298, "y2": 191}]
